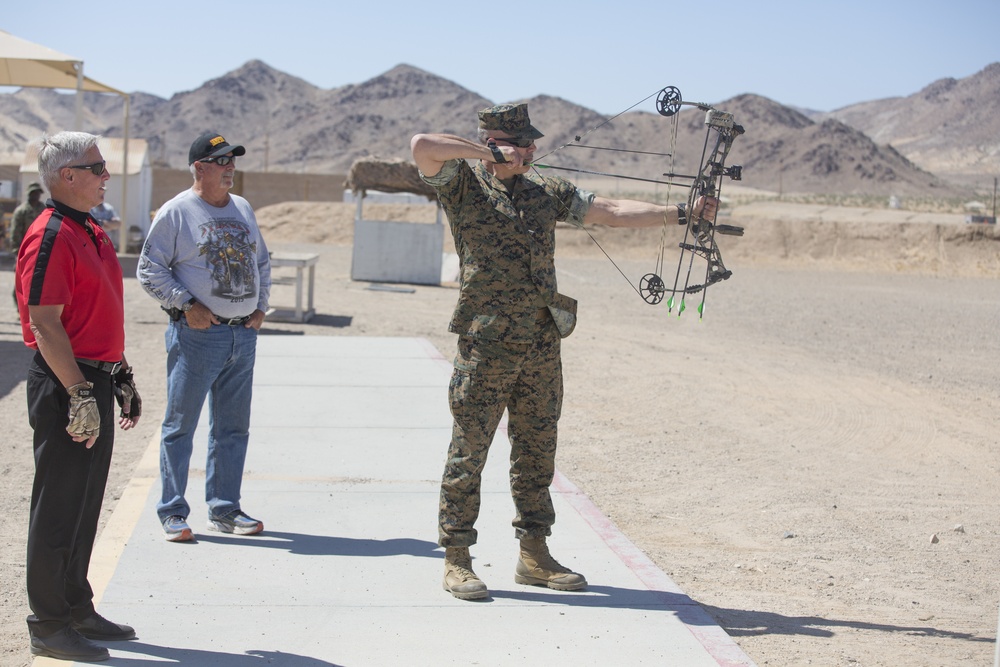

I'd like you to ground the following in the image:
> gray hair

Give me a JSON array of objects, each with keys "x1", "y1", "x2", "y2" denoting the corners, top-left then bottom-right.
[
  {"x1": 37, "y1": 131, "x2": 101, "y2": 191},
  {"x1": 476, "y1": 128, "x2": 491, "y2": 144}
]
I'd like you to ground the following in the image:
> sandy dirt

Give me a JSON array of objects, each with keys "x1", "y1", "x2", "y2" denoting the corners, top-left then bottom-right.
[{"x1": 1, "y1": 200, "x2": 998, "y2": 667}]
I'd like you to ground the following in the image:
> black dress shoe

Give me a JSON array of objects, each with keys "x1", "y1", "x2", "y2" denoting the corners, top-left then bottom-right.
[
  {"x1": 71, "y1": 612, "x2": 136, "y2": 641},
  {"x1": 30, "y1": 627, "x2": 110, "y2": 662}
]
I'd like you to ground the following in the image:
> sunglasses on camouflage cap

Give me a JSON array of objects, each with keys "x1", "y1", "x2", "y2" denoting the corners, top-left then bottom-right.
[
  {"x1": 67, "y1": 160, "x2": 107, "y2": 176},
  {"x1": 492, "y1": 137, "x2": 535, "y2": 148}
]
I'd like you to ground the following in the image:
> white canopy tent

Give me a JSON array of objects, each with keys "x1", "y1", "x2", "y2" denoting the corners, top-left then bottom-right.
[{"x1": 0, "y1": 29, "x2": 132, "y2": 251}]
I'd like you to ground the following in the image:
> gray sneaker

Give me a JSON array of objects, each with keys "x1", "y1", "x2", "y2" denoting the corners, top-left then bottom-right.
[
  {"x1": 207, "y1": 510, "x2": 263, "y2": 535},
  {"x1": 161, "y1": 515, "x2": 193, "y2": 542}
]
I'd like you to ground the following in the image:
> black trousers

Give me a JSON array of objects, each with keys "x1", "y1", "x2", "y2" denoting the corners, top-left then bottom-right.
[{"x1": 25, "y1": 353, "x2": 115, "y2": 637}]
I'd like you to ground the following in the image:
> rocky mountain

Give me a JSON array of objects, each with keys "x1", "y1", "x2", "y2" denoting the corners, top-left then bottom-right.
[
  {"x1": 825, "y1": 62, "x2": 1000, "y2": 189},
  {"x1": 725, "y1": 94, "x2": 954, "y2": 197},
  {"x1": 0, "y1": 60, "x2": 994, "y2": 198}
]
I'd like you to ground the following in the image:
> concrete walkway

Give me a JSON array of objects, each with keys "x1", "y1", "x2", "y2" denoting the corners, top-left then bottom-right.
[{"x1": 37, "y1": 336, "x2": 757, "y2": 666}]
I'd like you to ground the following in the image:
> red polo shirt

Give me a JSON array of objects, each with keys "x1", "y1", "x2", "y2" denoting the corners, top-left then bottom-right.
[{"x1": 16, "y1": 200, "x2": 126, "y2": 362}]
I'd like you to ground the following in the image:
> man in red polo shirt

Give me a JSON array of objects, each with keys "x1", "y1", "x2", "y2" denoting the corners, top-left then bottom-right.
[{"x1": 15, "y1": 131, "x2": 142, "y2": 663}]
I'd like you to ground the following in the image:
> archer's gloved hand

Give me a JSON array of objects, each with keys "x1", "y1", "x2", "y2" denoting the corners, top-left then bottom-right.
[
  {"x1": 66, "y1": 381, "x2": 101, "y2": 439},
  {"x1": 113, "y1": 366, "x2": 142, "y2": 419}
]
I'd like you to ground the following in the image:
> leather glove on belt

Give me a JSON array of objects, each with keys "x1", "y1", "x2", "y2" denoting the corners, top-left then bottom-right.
[
  {"x1": 113, "y1": 366, "x2": 142, "y2": 419},
  {"x1": 66, "y1": 381, "x2": 101, "y2": 438}
]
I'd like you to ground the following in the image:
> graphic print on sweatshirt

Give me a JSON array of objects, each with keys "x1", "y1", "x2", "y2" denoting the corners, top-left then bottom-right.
[{"x1": 198, "y1": 218, "x2": 258, "y2": 300}]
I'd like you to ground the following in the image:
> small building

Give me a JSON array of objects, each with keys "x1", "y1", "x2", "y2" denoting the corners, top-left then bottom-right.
[
  {"x1": 20, "y1": 137, "x2": 153, "y2": 252},
  {"x1": 345, "y1": 157, "x2": 444, "y2": 286}
]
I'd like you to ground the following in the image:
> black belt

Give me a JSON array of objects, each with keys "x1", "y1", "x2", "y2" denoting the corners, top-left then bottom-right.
[
  {"x1": 214, "y1": 314, "x2": 252, "y2": 326},
  {"x1": 76, "y1": 358, "x2": 122, "y2": 374}
]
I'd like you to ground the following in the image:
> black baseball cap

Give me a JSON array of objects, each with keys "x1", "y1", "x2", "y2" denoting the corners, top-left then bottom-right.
[{"x1": 188, "y1": 131, "x2": 246, "y2": 165}]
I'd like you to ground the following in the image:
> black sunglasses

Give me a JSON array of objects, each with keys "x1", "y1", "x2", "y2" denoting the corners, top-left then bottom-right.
[
  {"x1": 67, "y1": 161, "x2": 107, "y2": 176},
  {"x1": 492, "y1": 137, "x2": 535, "y2": 148},
  {"x1": 200, "y1": 155, "x2": 236, "y2": 166}
]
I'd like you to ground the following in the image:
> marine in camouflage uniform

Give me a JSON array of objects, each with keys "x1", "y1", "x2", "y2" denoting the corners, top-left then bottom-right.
[
  {"x1": 412, "y1": 103, "x2": 718, "y2": 600},
  {"x1": 9, "y1": 182, "x2": 46, "y2": 306},
  {"x1": 9, "y1": 182, "x2": 46, "y2": 251}
]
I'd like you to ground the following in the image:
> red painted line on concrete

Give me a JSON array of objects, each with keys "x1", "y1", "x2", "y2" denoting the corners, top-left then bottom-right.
[
  {"x1": 553, "y1": 471, "x2": 758, "y2": 667},
  {"x1": 420, "y1": 337, "x2": 756, "y2": 666}
]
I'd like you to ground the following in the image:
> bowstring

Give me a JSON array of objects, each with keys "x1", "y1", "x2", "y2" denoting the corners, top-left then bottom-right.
[
  {"x1": 531, "y1": 89, "x2": 665, "y2": 164},
  {"x1": 558, "y1": 144, "x2": 674, "y2": 158},
  {"x1": 654, "y1": 112, "x2": 681, "y2": 283},
  {"x1": 579, "y1": 227, "x2": 645, "y2": 300},
  {"x1": 528, "y1": 87, "x2": 691, "y2": 302}
]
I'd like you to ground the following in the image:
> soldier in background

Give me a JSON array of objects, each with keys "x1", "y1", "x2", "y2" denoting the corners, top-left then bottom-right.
[
  {"x1": 411, "y1": 104, "x2": 718, "y2": 600},
  {"x1": 10, "y1": 181, "x2": 46, "y2": 250},
  {"x1": 9, "y1": 182, "x2": 47, "y2": 306}
]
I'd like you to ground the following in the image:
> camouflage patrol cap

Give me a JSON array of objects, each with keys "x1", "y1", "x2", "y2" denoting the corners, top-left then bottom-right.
[{"x1": 478, "y1": 103, "x2": 544, "y2": 140}]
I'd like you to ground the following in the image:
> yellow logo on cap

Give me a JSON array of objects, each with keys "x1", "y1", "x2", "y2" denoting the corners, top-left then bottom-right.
[{"x1": 209, "y1": 136, "x2": 226, "y2": 146}]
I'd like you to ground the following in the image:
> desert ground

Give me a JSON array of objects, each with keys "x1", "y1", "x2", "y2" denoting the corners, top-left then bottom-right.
[{"x1": 1, "y1": 199, "x2": 999, "y2": 667}]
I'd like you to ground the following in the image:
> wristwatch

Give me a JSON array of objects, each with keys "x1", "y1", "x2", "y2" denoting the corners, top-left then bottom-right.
[
  {"x1": 487, "y1": 140, "x2": 507, "y2": 164},
  {"x1": 179, "y1": 297, "x2": 197, "y2": 312}
]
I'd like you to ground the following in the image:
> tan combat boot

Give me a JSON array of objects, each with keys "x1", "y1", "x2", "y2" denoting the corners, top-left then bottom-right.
[
  {"x1": 443, "y1": 546, "x2": 488, "y2": 600},
  {"x1": 515, "y1": 537, "x2": 587, "y2": 591}
]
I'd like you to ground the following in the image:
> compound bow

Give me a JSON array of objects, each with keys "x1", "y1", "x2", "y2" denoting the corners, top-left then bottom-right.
[{"x1": 532, "y1": 85, "x2": 746, "y2": 319}]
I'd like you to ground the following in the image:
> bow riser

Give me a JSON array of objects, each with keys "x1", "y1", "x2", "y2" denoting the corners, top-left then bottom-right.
[{"x1": 667, "y1": 107, "x2": 746, "y2": 316}]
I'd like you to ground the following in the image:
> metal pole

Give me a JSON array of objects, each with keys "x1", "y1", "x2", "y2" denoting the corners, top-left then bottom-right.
[
  {"x1": 119, "y1": 93, "x2": 130, "y2": 253},
  {"x1": 994, "y1": 597, "x2": 999, "y2": 667},
  {"x1": 73, "y1": 62, "x2": 84, "y2": 130},
  {"x1": 990, "y1": 176, "x2": 997, "y2": 220}
]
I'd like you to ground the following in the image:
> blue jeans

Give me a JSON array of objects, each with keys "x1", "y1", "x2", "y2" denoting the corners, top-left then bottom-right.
[{"x1": 157, "y1": 319, "x2": 258, "y2": 521}]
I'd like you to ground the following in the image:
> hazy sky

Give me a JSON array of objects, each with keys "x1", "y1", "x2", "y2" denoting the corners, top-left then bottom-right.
[{"x1": 3, "y1": 0, "x2": 997, "y2": 114}]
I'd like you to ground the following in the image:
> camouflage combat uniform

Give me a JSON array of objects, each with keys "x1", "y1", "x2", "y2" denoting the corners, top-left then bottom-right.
[
  {"x1": 9, "y1": 199, "x2": 45, "y2": 251},
  {"x1": 421, "y1": 157, "x2": 593, "y2": 548}
]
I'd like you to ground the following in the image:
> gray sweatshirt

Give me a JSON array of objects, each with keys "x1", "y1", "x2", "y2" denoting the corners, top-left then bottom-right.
[{"x1": 137, "y1": 188, "x2": 270, "y2": 319}]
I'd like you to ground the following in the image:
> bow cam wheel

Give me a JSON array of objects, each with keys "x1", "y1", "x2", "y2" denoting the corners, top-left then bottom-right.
[
  {"x1": 655, "y1": 86, "x2": 682, "y2": 117},
  {"x1": 639, "y1": 273, "x2": 666, "y2": 304}
]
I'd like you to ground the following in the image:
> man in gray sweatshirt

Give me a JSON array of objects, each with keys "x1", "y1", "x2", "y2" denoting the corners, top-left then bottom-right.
[{"x1": 137, "y1": 131, "x2": 271, "y2": 543}]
